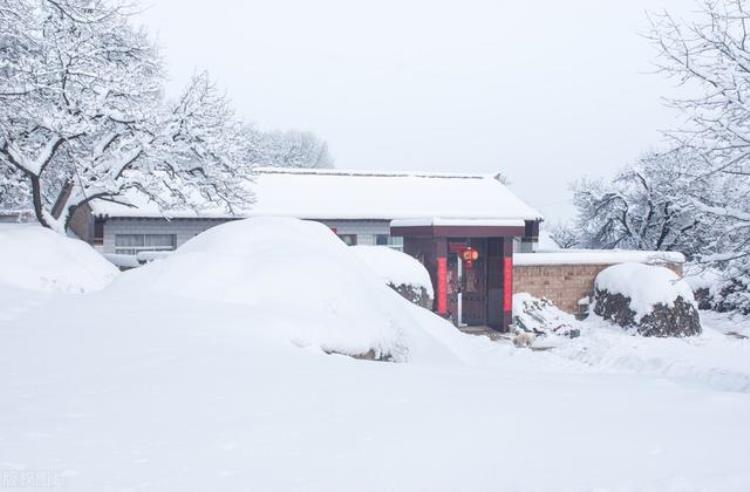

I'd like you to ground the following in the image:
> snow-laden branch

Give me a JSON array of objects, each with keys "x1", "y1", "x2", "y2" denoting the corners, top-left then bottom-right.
[{"x1": 691, "y1": 198, "x2": 750, "y2": 223}]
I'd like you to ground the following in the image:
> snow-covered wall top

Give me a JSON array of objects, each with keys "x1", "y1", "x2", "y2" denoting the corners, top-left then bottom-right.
[
  {"x1": 89, "y1": 167, "x2": 542, "y2": 222},
  {"x1": 514, "y1": 249, "x2": 685, "y2": 267}
]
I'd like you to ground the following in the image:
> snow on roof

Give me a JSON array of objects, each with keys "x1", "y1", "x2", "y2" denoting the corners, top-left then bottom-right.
[
  {"x1": 390, "y1": 218, "x2": 525, "y2": 228},
  {"x1": 88, "y1": 167, "x2": 543, "y2": 222},
  {"x1": 514, "y1": 249, "x2": 686, "y2": 267}
]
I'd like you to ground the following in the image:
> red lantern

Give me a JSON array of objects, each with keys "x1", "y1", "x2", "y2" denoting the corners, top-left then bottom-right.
[{"x1": 461, "y1": 247, "x2": 479, "y2": 267}]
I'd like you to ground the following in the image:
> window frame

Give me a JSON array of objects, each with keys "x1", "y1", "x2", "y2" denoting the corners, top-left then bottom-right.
[
  {"x1": 376, "y1": 234, "x2": 404, "y2": 251},
  {"x1": 114, "y1": 233, "x2": 177, "y2": 255}
]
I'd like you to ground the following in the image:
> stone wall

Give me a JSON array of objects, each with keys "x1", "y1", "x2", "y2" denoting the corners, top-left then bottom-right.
[{"x1": 514, "y1": 262, "x2": 683, "y2": 316}]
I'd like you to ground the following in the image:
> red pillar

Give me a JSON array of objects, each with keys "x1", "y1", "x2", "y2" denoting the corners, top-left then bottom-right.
[
  {"x1": 437, "y1": 257, "x2": 448, "y2": 315},
  {"x1": 501, "y1": 238, "x2": 514, "y2": 330},
  {"x1": 436, "y1": 238, "x2": 448, "y2": 316}
]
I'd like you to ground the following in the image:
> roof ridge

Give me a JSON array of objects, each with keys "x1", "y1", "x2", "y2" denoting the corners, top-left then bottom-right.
[{"x1": 254, "y1": 166, "x2": 492, "y2": 180}]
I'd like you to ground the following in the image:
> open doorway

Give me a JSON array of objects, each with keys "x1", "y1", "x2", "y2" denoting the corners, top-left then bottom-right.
[{"x1": 447, "y1": 240, "x2": 487, "y2": 326}]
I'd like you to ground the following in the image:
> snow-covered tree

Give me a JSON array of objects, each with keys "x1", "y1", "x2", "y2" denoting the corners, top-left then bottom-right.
[
  {"x1": 0, "y1": 165, "x2": 30, "y2": 211},
  {"x1": 547, "y1": 222, "x2": 579, "y2": 249},
  {"x1": 0, "y1": 0, "x2": 252, "y2": 231},
  {"x1": 647, "y1": 0, "x2": 750, "y2": 309},
  {"x1": 250, "y1": 129, "x2": 335, "y2": 169},
  {"x1": 572, "y1": 150, "x2": 707, "y2": 257}
]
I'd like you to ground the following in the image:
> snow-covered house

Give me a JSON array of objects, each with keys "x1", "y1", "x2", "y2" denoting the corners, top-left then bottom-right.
[
  {"x1": 67, "y1": 167, "x2": 686, "y2": 331},
  {"x1": 72, "y1": 167, "x2": 542, "y2": 253},
  {"x1": 70, "y1": 167, "x2": 542, "y2": 331}
]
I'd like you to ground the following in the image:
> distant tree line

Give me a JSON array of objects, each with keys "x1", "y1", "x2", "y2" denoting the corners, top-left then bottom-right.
[{"x1": 0, "y1": 0, "x2": 333, "y2": 232}]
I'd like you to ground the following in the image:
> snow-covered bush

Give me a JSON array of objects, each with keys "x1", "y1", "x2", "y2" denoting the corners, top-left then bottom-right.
[
  {"x1": 593, "y1": 263, "x2": 700, "y2": 337},
  {"x1": 350, "y1": 246, "x2": 434, "y2": 309},
  {"x1": 685, "y1": 264, "x2": 750, "y2": 315},
  {"x1": 0, "y1": 224, "x2": 118, "y2": 293},
  {"x1": 111, "y1": 217, "x2": 462, "y2": 363},
  {"x1": 511, "y1": 293, "x2": 581, "y2": 347}
]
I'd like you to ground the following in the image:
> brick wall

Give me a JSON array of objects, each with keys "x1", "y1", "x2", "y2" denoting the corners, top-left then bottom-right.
[{"x1": 514, "y1": 262, "x2": 684, "y2": 315}]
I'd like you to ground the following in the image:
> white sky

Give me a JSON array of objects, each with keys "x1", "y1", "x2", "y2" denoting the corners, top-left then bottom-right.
[{"x1": 136, "y1": 0, "x2": 694, "y2": 223}]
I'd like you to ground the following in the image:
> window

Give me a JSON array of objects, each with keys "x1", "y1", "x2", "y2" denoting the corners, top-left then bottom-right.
[
  {"x1": 337, "y1": 234, "x2": 357, "y2": 246},
  {"x1": 93, "y1": 219, "x2": 105, "y2": 245},
  {"x1": 376, "y1": 234, "x2": 404, "y2": 251},
  {"x1": 115, "y1": 234, "x2": 177, "y2": 255}
]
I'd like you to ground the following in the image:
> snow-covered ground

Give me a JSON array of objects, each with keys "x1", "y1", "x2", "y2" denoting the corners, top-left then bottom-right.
[
  {"x1": 550, "y1": 312, "x2": 750, "y2": 393},
  {"x1": 1, "y1": 220, "x2": 750, "y2": 491}
]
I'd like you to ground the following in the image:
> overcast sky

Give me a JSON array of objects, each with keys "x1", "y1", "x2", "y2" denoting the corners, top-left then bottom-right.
[{"x1": 136, "y1": 0, "x2": 694, "y2": 223}]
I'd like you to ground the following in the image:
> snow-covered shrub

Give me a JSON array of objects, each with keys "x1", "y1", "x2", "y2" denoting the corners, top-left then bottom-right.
[
  {"x1": 593, "y1": 263, "x2": 700, "y2": 337},
  {"x1": 685, "y1": 265, "x2": 723, "y2": 310},
  {"x1": 351, "y1": 246, "x2": 434, "y2": 309},
  {"x1": 712, "y1": 279, "x2": 750, "y2": 315},
  {"x1": 511, "y1": 293, "x2": 581, "y2": 347},
  {"x1": 685, "y1": 264, "x2": 750, "y2": 315},
  {"x1": 0, "y1": 224, "x2": 118, "y2": 293},
  {"x1": 111, "y1": 217, "x2": 463, "y2": 363}
]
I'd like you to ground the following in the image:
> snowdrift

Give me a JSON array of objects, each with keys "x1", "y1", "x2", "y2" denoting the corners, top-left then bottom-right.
[
  {"x1": 111, "y1": 217, "x2": 466, "y2": 363},
  {"x1": 0, "y1": 224, "x2": 118, "y2": 293},
  {"x1": 3, "y1": 221, "x2": 750, "y2": 490},
  {"x1": 510, "y1": 293, "x2": 750, "y2": 393},
  {"x1": 351, "y1": 245, "x2": 434, "y2": 308}
]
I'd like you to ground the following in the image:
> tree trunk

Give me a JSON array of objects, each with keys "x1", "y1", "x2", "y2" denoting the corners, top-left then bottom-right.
[{"x1": 29, "y1": 174, "x2": 52, "y2": 229}]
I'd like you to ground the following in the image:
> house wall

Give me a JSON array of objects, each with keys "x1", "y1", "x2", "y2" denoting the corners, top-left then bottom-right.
[
  {"x1": 100, "y1": 217, "x2": 393, "y2": 254},
  {"x1": 513, "y1": 262, "x2": 684, "y2": 316},
  {"x1": 68, "y1": 203, "x2": 93, "y2": 241},
  {"x1": 317, "y1": 220, "x2": 391, "y2": 245},
  {"x1": 101, "y1": 218, "x2": 231, "y2": 254}
]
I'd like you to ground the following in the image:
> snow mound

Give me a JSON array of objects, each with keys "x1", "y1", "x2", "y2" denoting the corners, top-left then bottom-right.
[
  {"x1": 350, "y1": 246, "x2": 433, "y2": 295},
  {"x1": 351, "y1": 245, "x2": 434, "y2": 308},
  {"x1": 0, "y1": 224, "x2": 118, "y2": 293},
  {"x1": 111, "y1": 217, "x2": 463, "y2": 363},
  {"x1": 595, "y1": 263, "x2": 694, "y2": 319}
]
